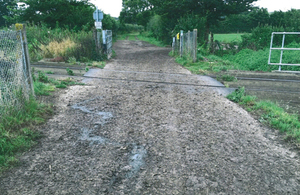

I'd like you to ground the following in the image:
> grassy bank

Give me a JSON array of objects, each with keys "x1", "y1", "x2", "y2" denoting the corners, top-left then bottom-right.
[
  {"x1": 0, "y1": 93, "x2": 53, "y2": 171},
  {"x1": 227, "y1": 88, "x2": 300, "y2": 143}
]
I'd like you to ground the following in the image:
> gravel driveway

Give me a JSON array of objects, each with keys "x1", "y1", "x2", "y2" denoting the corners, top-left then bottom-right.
[{"x1": 0, "y1": 40, "x2": 299, "y2": 194}]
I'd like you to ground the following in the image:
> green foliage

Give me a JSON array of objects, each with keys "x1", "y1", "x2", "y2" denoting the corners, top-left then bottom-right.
[
  {"x1": 0, "y1": 0, "x2": 17, "y2": 27},
  {"x1": 66, "y1": 68, "x2": 74, "y2": 76},
  {"x1": 217, "y1": 74, "x2": 236, "y2": 82},
  {"x1": 173, "y1": 14, "x2": 207, "y2": 44},
  {"x1": 34, "y1": 82, "x2": 55, "y2": 96},
  {"x1": 226, "y1": 87, "x2": 245, "y2": 103},
  {"x1": 15, "y1": 0, "x2": 95, "y2": 30},
  {"x1": 147, "y1": 15, "x2": 164, "y2": 41},
  {"x1": 37, "y1": 71, "x2": 49, "y2": 83},
  {"x1": 118, "y1": 23, "x2": 144, "y2": 34},
  {"x1": 120, "y1": 0, "x2": 153, "y2": 26},
  {"x1": 137, "y1": 32, "x2": 166, "y2": 47}
]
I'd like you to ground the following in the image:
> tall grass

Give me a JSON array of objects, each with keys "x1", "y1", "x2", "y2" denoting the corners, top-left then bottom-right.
[{"x1": 26, "y1": 23, "x2": 101, "y2": 62}]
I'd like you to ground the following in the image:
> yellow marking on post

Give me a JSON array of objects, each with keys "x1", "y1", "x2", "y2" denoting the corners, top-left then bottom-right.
[{"x1": 15, "y1": 23, "x2": 23, "y2": 31}]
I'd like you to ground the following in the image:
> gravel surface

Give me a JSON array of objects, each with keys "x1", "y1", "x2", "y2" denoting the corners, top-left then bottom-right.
[{"x1": 0, "y1": 40, "x2": 299, "y2": 194}]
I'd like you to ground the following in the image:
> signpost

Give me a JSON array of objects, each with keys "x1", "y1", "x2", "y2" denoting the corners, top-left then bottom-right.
[{"x1": 93, "y1": 9, "x2": 103, "y2": 29}]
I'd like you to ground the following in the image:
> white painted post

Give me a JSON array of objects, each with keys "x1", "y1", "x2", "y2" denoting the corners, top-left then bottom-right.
[{"x1": 180, "y1": 30, "x2": 183, "y2": 57}]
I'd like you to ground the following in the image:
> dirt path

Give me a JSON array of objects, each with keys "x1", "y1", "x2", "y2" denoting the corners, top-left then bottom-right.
[{"x1": 0, "y1": 40, "x2": 299, "y2": 194}]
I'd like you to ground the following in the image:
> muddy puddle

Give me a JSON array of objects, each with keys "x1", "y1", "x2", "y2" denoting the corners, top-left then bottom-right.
[{"x1": 72, "y1": 98, "x2": 147, "y2": 179}]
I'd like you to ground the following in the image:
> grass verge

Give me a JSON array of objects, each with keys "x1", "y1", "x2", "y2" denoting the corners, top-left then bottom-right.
[
  {"x1": 0, "y1": 95, "x2": 53, "y2": 171},
  {"x1": 227, "y1": 87, "x2": 300, "y2": 143},
  {"x1": 0, "y1": 70, "x2": 85, "y2": 172}
]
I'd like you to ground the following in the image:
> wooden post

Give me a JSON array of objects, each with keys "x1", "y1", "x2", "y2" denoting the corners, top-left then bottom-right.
[
  {"x1": 193, "y1": 29, "x2": 198, "y2": 62},
  {"x1": 22, "y1": 25, "x2": 34, "y2": 96}
]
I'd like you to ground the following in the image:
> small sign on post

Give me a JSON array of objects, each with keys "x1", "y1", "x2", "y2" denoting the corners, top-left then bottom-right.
[{"x1": 93, "y1": 9, "x2": 103, "y2": 29}]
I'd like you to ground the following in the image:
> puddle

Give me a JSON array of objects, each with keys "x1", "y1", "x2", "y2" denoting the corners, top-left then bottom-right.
[
  {"x1": 97, "y1": 112, "x2": 113, "y2": 119},
  {"x1": 72, "y1": 104, "x2": 92, "y2": 113},
  {"x1": 80, "y1": 128, "x2": 107, "y2": 146},
  {"x1": 73, "y1": 98, "x2": 147, "y2": 178},
  {"x1": 126, "y1": 144, "x2": 147, "y2": 178},
  {"x1": 72, "y1": 97, "x2": 113, "y2": 126}
]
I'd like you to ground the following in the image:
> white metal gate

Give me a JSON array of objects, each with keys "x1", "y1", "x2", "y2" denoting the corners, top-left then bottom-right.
[
  {"x1": 102, "y1": 30, "x2": 112, "y2": 59},
  {"x1": 268, "y1": 32, "x2": 300, "y2": 71}
]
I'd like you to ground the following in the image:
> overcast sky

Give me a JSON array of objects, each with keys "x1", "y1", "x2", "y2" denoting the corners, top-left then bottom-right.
[{"x1": 89, "y1": 0, "x2": 300, "y2": 18}]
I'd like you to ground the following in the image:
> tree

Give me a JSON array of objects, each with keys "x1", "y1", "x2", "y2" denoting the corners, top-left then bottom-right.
[
  {"x1": 16, "y1": 0, "x2": 95, "y2": 30},
  {"x1": 148, "y1": 0, "x2": 257, "y2": 43},
  {"x1": 270, "y1": 10, "x2": 285, "y2": 27},
  {"x1": 0, "y1": 0, "x2": 18, "y2": 27},
  {"x1": 120, "y1": 0, "x2": 153, "y2": 26}
]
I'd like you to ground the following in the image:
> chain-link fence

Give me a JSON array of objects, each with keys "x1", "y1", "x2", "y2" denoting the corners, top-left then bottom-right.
[
  {"x1": 172, "y1": 29, "x2": 198, "y2": 62},
  {"x1": 0, "y1": 27, "x2": 34, "y2": 115}
]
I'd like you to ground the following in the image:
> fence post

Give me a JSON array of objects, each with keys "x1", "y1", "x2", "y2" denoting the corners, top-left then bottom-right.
[
  {"x1": 193, "y1": 29, "x2": 197, "y2": 62},
  {"x1": 22, "y1": 25, "x2": 34, "y2": 96},
  {"x1": 172, "y1": 37, "x2": 175, "y2": 55},
  {"x1": 187, "y1": 30, "x2": 191, "y2": 54},
  {"x1": 180, "y1": 30, "x2": 183, "y2": 57}
]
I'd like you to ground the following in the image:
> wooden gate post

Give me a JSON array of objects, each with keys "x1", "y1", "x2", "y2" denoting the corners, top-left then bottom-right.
[{"x1": 193, "y1": 29, "x2": 198, "y2": 62}]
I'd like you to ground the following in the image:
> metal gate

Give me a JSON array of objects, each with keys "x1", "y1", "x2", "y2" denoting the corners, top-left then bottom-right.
[
  {"x1": 268, "y1": 32, "x2": 300, "y2": 71},
  {"x1": 103, "y1": 30, "x2": 112, "y2": 59}
]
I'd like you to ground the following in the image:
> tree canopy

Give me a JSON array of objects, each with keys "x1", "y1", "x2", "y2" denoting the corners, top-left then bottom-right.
[
  {"x1": 120, "y1": 0, "x2": 258, "y2": 43},
  {"x1": 0, "y1": 0, "x2": 18, "y2": 27}
]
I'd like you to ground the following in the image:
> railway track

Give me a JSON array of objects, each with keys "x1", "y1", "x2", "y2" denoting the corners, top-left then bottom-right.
[{"x1": 32, "y1": 64, "x2": 300, "y2": 95}]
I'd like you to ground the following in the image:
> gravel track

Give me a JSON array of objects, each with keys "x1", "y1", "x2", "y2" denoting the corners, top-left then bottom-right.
[{"x1": 0, "y1": 40, "x2": 299, "y2": 194}]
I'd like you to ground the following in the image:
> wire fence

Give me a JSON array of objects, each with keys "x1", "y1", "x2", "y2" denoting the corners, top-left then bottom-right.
[
  {"x1": 0, "y1": 26, "x2": 34, "y2": 115},
  {"x1": 172, "y1": 29, "x2": 198, "y2": 62}
]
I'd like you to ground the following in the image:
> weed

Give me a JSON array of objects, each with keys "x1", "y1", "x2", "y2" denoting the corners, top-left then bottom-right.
[
  {"x1": 67, "y1": 56, "x2": 77, "y2": 65},
  {"x1": 85, "y1": 67, "x2": 89, "y2": 72},
  {"x1": 34, "y1": 81, "x2": 55, "y2": 96},
  {"x1": 217, "y1": 75, "x2": 237, "y2": 82},
  {"x1": 55, "y1": 84, "x2": 67, "y2": 88},
  {"x1": 226, "y1": 87, "x2": 245, "y2": 103},
  {"x1": 66, "y1": 68, "x2": 74, "y2": 76},
  {"x1": 45, "y1": 71, "x2": 54, "y2": 74},
  {"x1": 37, "y1": 71, "x2": 49, "y2": 83}
]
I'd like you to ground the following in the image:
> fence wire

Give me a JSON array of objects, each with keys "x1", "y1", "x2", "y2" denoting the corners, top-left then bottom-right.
[
  {"x1": 0, "y1": 30, "x2": 32, "y2": 115},
  {"x1": 172, "y1": 29, "x2": 198, "y2": 62}
]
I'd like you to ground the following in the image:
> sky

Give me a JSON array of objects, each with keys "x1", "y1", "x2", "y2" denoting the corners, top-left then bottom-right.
[
  {"x1": 89, "y1": 0, "x2": 300, "y2": 18},
  {"x1": 89, "y1": 0, "x2": 122, "y2": 18},
  {"x1": 254, "y1": 0, "x2": 300, "y2": 12}
]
